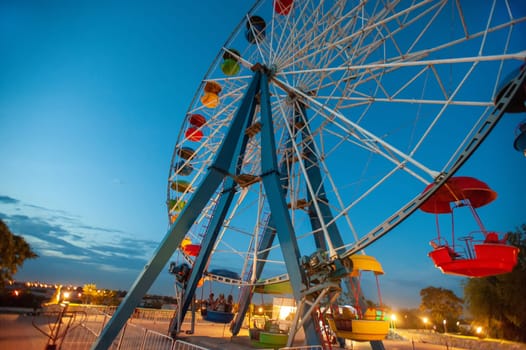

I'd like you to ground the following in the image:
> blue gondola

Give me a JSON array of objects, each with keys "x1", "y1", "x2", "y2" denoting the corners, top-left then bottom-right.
[
  {"x1": 203, "y1": 309, "x2": 235, "y2": 324},
  {"x1": 201, "y1": 269, "x2": 239, "y2": 324}
]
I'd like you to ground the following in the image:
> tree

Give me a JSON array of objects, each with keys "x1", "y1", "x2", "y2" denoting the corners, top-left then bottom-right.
[
  {"x1": 80, "y1": 284, "x2": 118, "y2": 305},
  {"x1": 464, "y1": 224, "x2": 526, "y2": 341},
  {"x1": 419, "y1": 286, "x2": 463, "y2": 332},
  {"x1": 0, "y1": 219, "x2": 38, "y2": 289}
]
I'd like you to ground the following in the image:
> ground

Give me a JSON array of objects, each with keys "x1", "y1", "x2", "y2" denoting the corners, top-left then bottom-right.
[{"x1": 1, "y1": 310, "x2": 525, "y2": 350}]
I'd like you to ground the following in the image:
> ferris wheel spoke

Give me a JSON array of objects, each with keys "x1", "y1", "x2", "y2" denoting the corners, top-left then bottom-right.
[{"x1": 274, "y1": 75, "x2": 441, "y2": 177}]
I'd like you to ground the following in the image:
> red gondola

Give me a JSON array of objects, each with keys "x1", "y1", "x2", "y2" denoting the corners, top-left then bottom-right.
[
  {"x1": 182, "y1": 244, "x2": 201, "y2": 257},
  {"x1": 421, "y1": 176, "x2": 519, "y2": 277},
  {"x1": 189, "y1": 114, "x2": 207, "y2": 127},
  {"x1": 180, "y1": 237, "x2": 201, "y2": 257},
  {"x1": 275, "y1": 0, "x2": 293, "y2": 15},
  {"x1": 185, "y1": 127, "x2": 204, "y2": 142}
]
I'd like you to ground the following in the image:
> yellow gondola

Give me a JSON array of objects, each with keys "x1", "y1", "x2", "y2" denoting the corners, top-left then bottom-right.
[{"x1": 327, "y1": 255, "x2": 390, "y2": 342}]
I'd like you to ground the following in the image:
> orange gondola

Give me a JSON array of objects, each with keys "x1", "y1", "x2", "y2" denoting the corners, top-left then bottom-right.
[
  {"x1": 421, "y1": 176, "x2": 519, "y2": 277},
  {"x1": 201, "y1": 81, "x2": 222, "y2": 108}
]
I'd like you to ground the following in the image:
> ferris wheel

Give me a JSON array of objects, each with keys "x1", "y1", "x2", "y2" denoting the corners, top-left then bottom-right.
[
  {"x1": 92, "y1": 1, "x2": 526, "y2": 349},
  {"x1": 167, "y1": 0, "x2": 525, "y2": 295}
]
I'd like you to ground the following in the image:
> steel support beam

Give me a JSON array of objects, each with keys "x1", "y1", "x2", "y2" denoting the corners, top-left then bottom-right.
[
  {"x1": 231, "y1": 95, "x2": 296, "y2": 336},
  {"x1": 259, "y1": 72, "x2": 320, "y2": 346}
]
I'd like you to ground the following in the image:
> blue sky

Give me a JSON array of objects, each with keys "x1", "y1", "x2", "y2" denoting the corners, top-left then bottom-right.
[{"x1": 1, "y1": 0, "x2": 525, "y2": 309}]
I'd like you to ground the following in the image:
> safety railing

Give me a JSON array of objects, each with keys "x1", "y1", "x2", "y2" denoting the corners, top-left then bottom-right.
[{"x1": 46, "y1": 304, "x2": 321, "y2": 350}]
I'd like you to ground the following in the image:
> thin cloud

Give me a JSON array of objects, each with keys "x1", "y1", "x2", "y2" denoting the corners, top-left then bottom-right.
[
  {"x1": 0, "y1": 195, "x2": 166, "y2": 289},
  {"x1": 0, "y1": 195, "x2": 19, "y2": 204}
]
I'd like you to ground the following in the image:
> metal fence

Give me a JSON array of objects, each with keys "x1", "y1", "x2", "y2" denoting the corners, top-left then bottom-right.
[
  {"x1": 34, "y1": 304, "x2": 177, "y2": 350},
  {"x1": 40, "y1": 304, "x2": 322, "y2": 350}
]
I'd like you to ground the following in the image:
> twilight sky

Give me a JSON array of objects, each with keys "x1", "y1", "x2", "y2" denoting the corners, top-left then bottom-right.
[{"x1": 1, "y1": 0, "x2": 525, "y2": 309}]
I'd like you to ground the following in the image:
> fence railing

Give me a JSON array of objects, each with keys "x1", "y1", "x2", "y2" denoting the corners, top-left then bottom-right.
[{"x1": 39, "y1": 304, "x2": 317, "y2": 350}]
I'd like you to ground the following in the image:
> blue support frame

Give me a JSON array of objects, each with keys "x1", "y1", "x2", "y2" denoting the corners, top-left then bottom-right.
[
  {"x1": 259, "y1": 73, "x2": 320, "y2": 346},
  {"x1": 231, "y1": 91, "x2": 297, "y2": 336},
  {"x1": 93, "y1": 67, "x2": 375, "y2": 349}
]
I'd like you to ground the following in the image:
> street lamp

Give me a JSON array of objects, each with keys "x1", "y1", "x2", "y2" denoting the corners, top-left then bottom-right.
[
  {"x1": 443, "y1": 319, "x2": 447, "y2": 333},
  {"x1": 390, "y1": 314, "x2": 397, "y2": 329},
  {"x1": 422, "y1": 317, "x2": 429, "y2": 332}
]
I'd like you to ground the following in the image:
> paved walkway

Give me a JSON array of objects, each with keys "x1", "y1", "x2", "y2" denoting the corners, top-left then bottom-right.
[
  {"x1": 0, "y1": 314, "x2": 50, "y2": 350},
  {"x1": 2, "y1": 313, "x2": 523, "y2": 350}
]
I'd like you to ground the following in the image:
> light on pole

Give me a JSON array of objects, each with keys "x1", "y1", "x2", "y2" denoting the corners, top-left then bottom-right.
[
  {"x1": 443, "y1": 319, "x2": 447, "y2": 333},
  {"x1": 391, "y1": 314, "x2": 397, "y2": 329},
  {"x1": 422, "y1": 317, "x2": 429, "y2": 332}
]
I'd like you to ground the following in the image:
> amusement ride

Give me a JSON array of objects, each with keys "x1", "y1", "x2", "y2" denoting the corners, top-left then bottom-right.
[{"x1": 91, "y1": 1, "x2": 526, "y2": 349}]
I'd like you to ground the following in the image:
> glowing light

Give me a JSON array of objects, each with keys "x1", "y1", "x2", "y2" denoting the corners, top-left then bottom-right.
[{"x1": 278, "y1": 306, "x2": 296, "y2": 320}]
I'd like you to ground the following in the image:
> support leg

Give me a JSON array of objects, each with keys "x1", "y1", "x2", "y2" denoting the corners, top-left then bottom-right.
[{"x1": 259, "y1": 72, "x2": 320, "y2": 346}]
